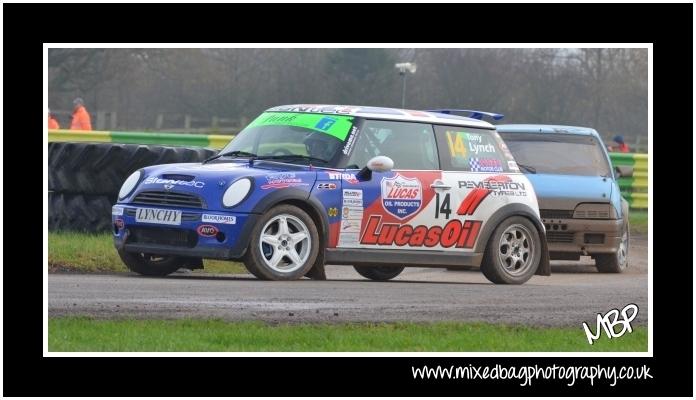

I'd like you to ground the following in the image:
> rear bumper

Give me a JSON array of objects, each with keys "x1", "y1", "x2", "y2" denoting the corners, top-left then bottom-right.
[{"x1": 543, "y1": 218, "x2": 623, "y2": 255}]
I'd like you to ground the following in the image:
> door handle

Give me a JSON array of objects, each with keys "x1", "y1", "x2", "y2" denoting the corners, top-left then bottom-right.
[{"x1": 430, "y1": 183, "x2": 451, "y2": 190}]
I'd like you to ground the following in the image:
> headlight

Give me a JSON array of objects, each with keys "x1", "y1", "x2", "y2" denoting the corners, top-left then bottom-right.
[
  {"x1": 573, "y1": 203, "x2": 617, "y2": 219},
  {"x1": 118, "y1": 170, "x2": 141, "y2": 200},
  {"x1": 223, "y1": 178, "x2": 252, "y2": 208}
]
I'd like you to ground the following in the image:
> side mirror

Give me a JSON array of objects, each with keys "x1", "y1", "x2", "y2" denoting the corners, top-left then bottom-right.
[
  {"x1": 357, "y1": 156, "x2": 394, "y2": 181},
  {"x1": 614, "y1": 165, "x2": 633, "y2": 178}
]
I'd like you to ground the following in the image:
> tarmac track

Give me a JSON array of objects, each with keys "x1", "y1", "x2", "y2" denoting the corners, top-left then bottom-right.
[{"x1": 48, "y1": 236, "x2": 648, "y2": 327}]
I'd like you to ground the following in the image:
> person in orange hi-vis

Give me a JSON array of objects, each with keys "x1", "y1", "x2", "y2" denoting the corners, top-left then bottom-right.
[
  {"x1": 70, "y1": 97, "x2": 92, "y2": 131},
  {"x1": 48, "y1": 108, "x2": 60, "y2": 129}
]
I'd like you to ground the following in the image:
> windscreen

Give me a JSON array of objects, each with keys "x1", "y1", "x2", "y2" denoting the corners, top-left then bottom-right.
[
  {"x1": 499, "y1": 133, "x2": 611, "y2": 176},
  {"x1": 220, "y1": 112, "x2": 355, "y2": 166}
]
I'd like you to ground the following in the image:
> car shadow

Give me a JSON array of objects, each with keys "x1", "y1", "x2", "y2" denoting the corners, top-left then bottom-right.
[{"x1": 161, "y1": 273, "x2": 492, "y2": 285}]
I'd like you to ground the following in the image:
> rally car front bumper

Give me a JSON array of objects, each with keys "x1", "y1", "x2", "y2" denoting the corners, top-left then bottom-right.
[
  {"x1": 112, "y1": 205, "x2": 259, "y2": 260},
  {"x1": 542, "y1": 217, "x2": 624, "y2": 256}
]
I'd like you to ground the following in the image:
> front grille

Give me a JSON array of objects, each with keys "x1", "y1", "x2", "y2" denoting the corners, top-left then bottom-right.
[
  {"x1": 125, "y1": 208, "x2": 199, "y2": 221},
  {"x1": 574, "y1": 210, "x2": 610, "y2": 219},
  {"x1": 547, "y1": 232, "x2": 575, "y2": 243},
  {"x1": 540, "y1": 209, "x2": 574, "y2": 219},
  {"x1": 127, "y1": 226, "x2": 198, "y2": 248},
  {"x1": 132, "y1": 191, "x2": 204, "y2": 208}
]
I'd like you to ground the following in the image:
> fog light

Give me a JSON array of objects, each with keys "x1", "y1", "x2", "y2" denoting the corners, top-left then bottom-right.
[{"x1": 216, "y1": 232, "x2": 226, "y2": 243}]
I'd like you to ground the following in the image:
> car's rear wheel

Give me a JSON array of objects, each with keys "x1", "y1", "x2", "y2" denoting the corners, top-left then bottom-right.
[
  {"x1": 595, "y1": 221, "x2": 629, "y2": 273},
  {"x1": 117, "y1": 249, "x2": 190, "y2": 276},
  {"x1": 353, "y1": 265, "x2": 405, "y2": 281},
  {"x1": 243, "y1": 204, "x2": 319, "y2": 280},
  {"x1": 480, "y1": 216, "x2": 541, "y2": 284}
]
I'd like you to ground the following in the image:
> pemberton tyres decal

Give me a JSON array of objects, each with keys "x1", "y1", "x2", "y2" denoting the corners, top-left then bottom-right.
[
  {"x1": 333, "y1": 170, "x2": 538, "y2": 252},
  {"x1": 247, "y1": 112, "x2": 354, "y2": 141}
]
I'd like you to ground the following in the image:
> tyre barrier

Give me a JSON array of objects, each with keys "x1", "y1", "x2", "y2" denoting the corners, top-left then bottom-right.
[
  {"x1": 48, "y1": 142, "x2": 217, "y2": 232},
  {"x1": 48, "y1": 192, "x2": 116, "y2": 233}
]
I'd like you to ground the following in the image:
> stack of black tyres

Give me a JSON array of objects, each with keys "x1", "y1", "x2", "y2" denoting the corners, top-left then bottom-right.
[{"x1": 48, "y1": 142, "x2": 217, "y2": 232}]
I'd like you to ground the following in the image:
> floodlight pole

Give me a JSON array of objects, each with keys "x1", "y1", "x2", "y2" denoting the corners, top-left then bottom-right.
[
  {"x1": 396, "y1": 62, "x2": 416, "y2": 109},
  {"x1": 400, "y1": 70, "x2": 407, "y2": 109}
]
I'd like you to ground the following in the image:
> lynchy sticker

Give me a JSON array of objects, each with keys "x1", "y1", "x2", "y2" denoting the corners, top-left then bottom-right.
[
  {"x1": 202, "y1": 214, "x2": 236, "y2": 224},
  {"x1": 381, "y1": 174, "x2": 422, "y2": 220}
]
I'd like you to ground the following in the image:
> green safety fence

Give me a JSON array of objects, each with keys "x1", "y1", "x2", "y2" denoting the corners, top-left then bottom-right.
[
  {"x1": 608, "y1": 153, "x2": 648, "y2": 210},
  {"x1": 48, "y1": 130, "x2": 649, "y2": 209},
  {"x1": 48, "y1": 129, "x2": 233, "y2": 150}
]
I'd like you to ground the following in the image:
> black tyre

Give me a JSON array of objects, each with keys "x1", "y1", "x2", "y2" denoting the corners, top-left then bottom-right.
[
  {"x1": 48, "y1": 142, "x2": 217, "y2": 195},
  {"x1": 117, "y1": 249, "x2": 187, "y2": 276},
  {"x1": 48, "y1": 192, "x2": 114, "y2": 233},
  {"x1": 353, "y1": 265, "x2": 405, "y2": 281},
  {"x1": 480, "y1": 216, "x2": 542, "y2": 284},
  {"x1": 243, "y1": 204, "x2": 320, "y2": 280},
  {"x1": 595, "y1": 220, "x2": 629, "y2": 273}
]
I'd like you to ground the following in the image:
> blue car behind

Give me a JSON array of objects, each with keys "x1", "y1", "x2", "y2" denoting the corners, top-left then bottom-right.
[{"x1": 497, "y1": 124, "x2": 632, "y2": 273}]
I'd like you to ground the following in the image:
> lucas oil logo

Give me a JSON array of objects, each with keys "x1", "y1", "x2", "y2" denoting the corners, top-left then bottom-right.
[{"x1": 380, "y1": 174, "x2": 422, "y2": 220}]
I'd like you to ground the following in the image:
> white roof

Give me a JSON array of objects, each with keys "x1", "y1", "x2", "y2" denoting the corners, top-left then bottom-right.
[{"x1": 266, "y1": 104, "x2": 495, "y2": 130}]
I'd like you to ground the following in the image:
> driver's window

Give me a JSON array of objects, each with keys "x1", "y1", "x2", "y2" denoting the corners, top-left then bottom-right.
[{"x1": 346, "y1": 120, "x2": 438, "y2": 170}]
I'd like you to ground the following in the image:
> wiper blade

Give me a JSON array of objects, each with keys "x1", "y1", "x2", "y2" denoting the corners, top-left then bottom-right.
[
  {"x1": 255, "y1": 154, "x2": 329, "y2": 165},
  {"x1": 203, "y1": 150, "x2": 257, "y2": 164},
  {"x1": 516, "y1": 163, "x2": 537, "y2": 174}
]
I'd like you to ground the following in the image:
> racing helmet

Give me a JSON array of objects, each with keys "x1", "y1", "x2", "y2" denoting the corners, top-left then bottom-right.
[{"x1": 303, "y1": 132, "x2": 336, "y2": 160}]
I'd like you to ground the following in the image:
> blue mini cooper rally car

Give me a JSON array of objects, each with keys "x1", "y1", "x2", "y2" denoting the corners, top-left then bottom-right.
[{"x1": 113, "y1": 105, "x2": 550, "y2": 284}]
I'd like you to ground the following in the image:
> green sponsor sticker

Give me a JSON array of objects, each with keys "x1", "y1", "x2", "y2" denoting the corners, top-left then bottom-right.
[{"x1": 248, "y1": 112, "x2": 354, "y2": 141}]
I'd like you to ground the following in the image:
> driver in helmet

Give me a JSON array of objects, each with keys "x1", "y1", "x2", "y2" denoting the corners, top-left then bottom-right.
[{"x1": 303, "y1": 134, "x2": 336, "y2": 161}]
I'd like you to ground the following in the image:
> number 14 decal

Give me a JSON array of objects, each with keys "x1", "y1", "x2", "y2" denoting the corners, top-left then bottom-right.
[
  {"x1": 434, "y1": 193, "x2": 452, "y2": 219},
  {"x1": 435, "y1": 188, "x2": 492, "y2": 219}
]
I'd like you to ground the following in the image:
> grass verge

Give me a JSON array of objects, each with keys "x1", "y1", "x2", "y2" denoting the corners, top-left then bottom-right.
[
  {"x1": 48, "y1": 317, "x2": 647, "y2": 352},
  {"x1": 48, "y1": 232, "x2": 246, "y2": 274}
]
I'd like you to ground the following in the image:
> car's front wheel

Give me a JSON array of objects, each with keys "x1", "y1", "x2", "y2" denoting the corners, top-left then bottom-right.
[
  {"x1": 117, "y1": 250, "x2": 192, "y2": 276},
  {"x1": 244, "y1": 204, "x2": 319, "y2": 280},
  {"x1": 480, "y1": 216, "x2": 542, "y2": 284},
  {"x1": 353, "y1": 265, "x2": 405, "y2": 281},
  {"x1": 595, "y1": 221, "x2": 629, "y2": 273}
]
